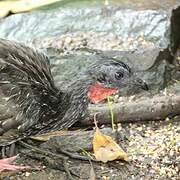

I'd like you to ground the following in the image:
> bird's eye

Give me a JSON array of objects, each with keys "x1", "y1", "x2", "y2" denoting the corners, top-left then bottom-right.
[{"x1": 115, "y1": 72, "x2": 124, "y2": 80}]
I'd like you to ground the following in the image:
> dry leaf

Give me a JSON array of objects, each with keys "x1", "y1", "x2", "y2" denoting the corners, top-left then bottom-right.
[
  {"x1": 30, "y1": 130, "x2": 83, "y2": 141},
  {"x1": 93, "y1": 127, "x2": 128, "y2": 162},
  {"x1": 30, "y1": 130, "x2": 68, "y2": 141},
  {"x1": 0, "y1": 0, "x2": 60, "y2": 18}
]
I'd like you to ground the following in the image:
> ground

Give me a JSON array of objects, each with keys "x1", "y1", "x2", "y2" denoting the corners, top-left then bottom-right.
[{"x1": 0, "y1": 117, "x2": 179, "y2": 180}]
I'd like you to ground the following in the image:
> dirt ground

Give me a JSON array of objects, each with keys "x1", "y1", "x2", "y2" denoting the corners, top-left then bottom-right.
[{"x1": 0, "y1": 117, "x2": 179, "y2": 180}]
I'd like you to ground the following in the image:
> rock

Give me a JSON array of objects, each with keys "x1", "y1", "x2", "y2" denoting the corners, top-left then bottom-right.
[
  {"x1": 0, "y1": 2, "x2": 179, "y2": 93},
  {"x1": 40, "y1": 128, "x2": 116, "y2": 153},
  {"x1": 0, "y1": 1, "x2": 179, "y2": 117},
  {"x1": 48, "y1": 48, "x2": 169, "y2": 95}
]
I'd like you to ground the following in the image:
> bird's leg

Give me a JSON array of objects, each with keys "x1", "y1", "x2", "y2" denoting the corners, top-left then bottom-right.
[
  {"x1": 1, "y1": 143, "x2": 16, "y2": 158},
  {"x1": 1, "y1": 147, "x2": 6, "y2": 158},
  {"x1": 9, "y1": 143, "x2": 16, "y2": 157}
]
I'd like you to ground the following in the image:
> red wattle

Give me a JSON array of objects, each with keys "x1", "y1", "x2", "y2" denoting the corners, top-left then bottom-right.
[{"x1": 88, "y1": 82, "x2": 119, "y2": 104}]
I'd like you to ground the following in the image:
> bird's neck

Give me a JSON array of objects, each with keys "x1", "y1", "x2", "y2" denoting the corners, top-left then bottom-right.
[
  {"x1": 68, "y1": 75, "x2": 95, "y2": 112},
  {"x1": 70, "y1": 75, "x2": 95, "y2": 100},
  {"x1": 55, "y1": 75, "x2": 95, "y2": 129}
]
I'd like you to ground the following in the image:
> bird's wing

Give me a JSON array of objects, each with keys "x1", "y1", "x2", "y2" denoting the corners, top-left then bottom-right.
[{"x1": 0, "y1": 39, "x2": 61, "y2": 145}]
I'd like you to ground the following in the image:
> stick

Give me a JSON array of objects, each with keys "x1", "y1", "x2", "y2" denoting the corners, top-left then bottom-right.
[{"x1": 82, "y1": 93, "x2": 180, "y2": 125}]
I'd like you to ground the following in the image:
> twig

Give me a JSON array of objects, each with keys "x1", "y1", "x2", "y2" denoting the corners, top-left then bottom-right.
[
  {"x1": 59, "y1": 149, "x2": 97, "y2": 162},
  {"x1": 83, "y1": 93, "x2": 180, "y2": 125},
  {"x1": 18, "y1": 141, "x2": 74, "y2": 180},
  {"x1": 18, "y1": 141, "x2": 68, "y2": 160}
]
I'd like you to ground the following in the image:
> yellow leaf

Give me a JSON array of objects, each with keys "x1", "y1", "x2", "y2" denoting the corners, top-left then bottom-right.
[
  {"x1": 0, "y1": 0, "x2": 61, "y2": 18},
  {"x1": 93, "y1": 127, "x2": 128, "y2": 162},
  {"x1": 30, "y1": 130, "x2": 70, "y2": 141}
]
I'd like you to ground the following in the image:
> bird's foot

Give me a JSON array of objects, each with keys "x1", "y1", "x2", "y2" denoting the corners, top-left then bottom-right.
[
  {"x1": 0, "y1": 143, "x2": 30, "y2": 173},
  {"x1": 0, "y1": 155, "x2": 30, "y2": 173}
]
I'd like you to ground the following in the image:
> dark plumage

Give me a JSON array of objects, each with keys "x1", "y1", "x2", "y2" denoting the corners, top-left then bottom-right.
[{"x1": 0, "y1": 38, "x2": 148, "y2": 146}]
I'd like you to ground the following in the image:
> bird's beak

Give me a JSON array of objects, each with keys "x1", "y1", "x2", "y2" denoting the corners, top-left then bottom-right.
[{"x1": 132, "y1": 78, "x2": 149, "y2": 91}]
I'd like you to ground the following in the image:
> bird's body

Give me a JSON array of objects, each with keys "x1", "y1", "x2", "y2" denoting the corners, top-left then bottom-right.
[
  {"x1": 0, "y1": 38, "x2": 148, "y2": 147},
  {"x1": 0, "y1": 39, "x2": 90, "y2": 146}
]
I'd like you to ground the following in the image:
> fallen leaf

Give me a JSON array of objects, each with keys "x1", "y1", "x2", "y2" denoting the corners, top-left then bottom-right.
[
  {"x1": 0, "y1": 0, "x2": 60, "y2": 18},
  {"x1": 30, "y1": 129, "x2": 82, "y2": 141},
  {"x1": 93, "y1": 127, "x2": 128, "y2": 162},
  {"x1": 30, "y1": 130, "x2": 68, "y2": 141}
]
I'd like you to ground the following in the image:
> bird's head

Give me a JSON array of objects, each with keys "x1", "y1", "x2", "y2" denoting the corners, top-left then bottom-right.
[{"x1": 88, "y1": 60, "x2": 148, "y2": 103}]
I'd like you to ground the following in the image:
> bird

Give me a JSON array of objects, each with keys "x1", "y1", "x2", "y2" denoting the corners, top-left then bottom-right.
[{"x1": 0, "y1": 38, "x2": 148, "y2": 147}]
